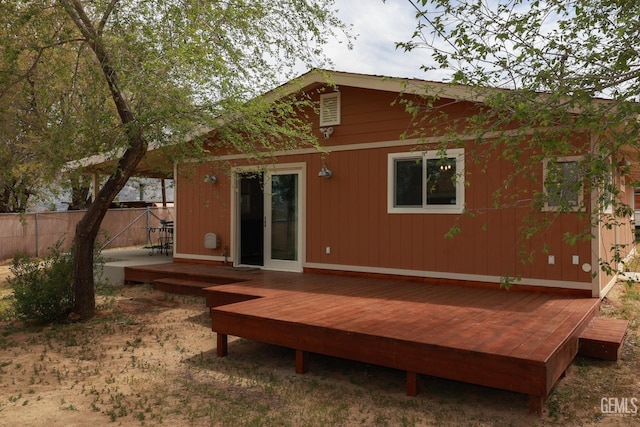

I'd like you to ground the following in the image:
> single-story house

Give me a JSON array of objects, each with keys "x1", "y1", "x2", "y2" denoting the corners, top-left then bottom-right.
[
  {"x1": 80, "y1": 69, "x2": 636, "y2": 413},
  {"x1": 171, "y1": 69, "x2": 636, "y2": 298}
]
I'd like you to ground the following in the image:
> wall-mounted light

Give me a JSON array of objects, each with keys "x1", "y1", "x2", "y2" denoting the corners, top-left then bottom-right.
[
  {"x1": 319, "y1": 127, "x2": 334, "y2": 139},
  {"x1": 318, "y1": 162, "x2": 332, "y2": 178},
  {"x1": 204, "y1": 174, "x2": 217, "y2": 184}
]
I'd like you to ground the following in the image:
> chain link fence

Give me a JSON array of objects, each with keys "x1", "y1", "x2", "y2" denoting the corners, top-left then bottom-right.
[{"x1": 0, "y1": 207, "x2": 174, "y2": 262}]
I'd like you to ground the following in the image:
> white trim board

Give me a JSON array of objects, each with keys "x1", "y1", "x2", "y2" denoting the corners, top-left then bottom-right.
[
  {"x1": 170, "y1": 256, "x2": 592, "y2": 290},
  {"x1": 303, "y1": 262, "x2": 592, "y2": 291}
]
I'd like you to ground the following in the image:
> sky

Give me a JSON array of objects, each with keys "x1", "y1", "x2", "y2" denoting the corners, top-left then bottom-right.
[{"x1": 318, "y1": 0, "x2": 443, "y2": 80}]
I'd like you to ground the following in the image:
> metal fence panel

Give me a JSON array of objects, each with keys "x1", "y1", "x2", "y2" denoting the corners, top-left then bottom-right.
[{"x1": 0, "y1": 207, "x2": 174, "y2": 261}]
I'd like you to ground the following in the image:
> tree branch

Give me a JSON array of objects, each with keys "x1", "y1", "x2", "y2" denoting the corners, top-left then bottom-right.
[
  {"x1": 60, "y1": 0, "x2": 136, "y2": 130},
  {"x1": 97, "y1": 0, "x2": 119, "y2": 35}
]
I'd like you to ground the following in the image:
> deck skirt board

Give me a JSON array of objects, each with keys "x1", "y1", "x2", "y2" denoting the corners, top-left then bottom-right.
[
  {"x1": 211, "y1": 308, "x2": 550, "y2": 396},
  {"x1": 125, "y1": 263, "x2": 255, "y2": 286},
  {"x1": 126, "y1": 263, "x2": 607, "y2": 413}
]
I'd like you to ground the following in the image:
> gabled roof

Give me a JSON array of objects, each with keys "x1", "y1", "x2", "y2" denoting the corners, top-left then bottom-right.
[
  {"x1": 69, "y1": 69, "x2": 631, "y2": 179},
  {"x1": 72, "y1": 69, "x2": 446, "y2": 178},
  {"x1": 268, "y1": 69, "x2": 617, "y2": 113},
  {"x1": 265, "y1": 68, "x2": 481, "y2": 104}
]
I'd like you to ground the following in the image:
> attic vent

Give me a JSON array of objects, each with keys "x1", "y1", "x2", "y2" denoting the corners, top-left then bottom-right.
[{"x1": 319, "y1": 92, "x2": 341, "y2": 127}]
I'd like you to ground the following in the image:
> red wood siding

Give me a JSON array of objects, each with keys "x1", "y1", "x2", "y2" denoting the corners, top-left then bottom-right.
[
  {"x1": 175, "y1": 85, "x2": 602, "y2": 289},
  {"x1": 175, "y1": 166, "x2": 233, "y2": 257}
]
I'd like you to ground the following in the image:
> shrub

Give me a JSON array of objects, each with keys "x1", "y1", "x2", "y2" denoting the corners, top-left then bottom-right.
[{"x1": 8, "y1": 241, "x2": 74, "y2": 324}]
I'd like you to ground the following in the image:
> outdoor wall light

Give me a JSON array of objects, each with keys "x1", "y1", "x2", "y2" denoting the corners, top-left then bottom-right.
[
  {"x1": 204, "y1": 174, "x2": 217, "y2": 184},
  {"x1": 318, "y1": 163, "x2": 332, "y2": 178},
  {"x1": 319, "y1": 127, "x2": 334, "y2": 139}
]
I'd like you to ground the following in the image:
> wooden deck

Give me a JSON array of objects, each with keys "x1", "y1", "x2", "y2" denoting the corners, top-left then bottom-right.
[{"x1": 125, "y1": 263, "x2": 603, "y2": 413}]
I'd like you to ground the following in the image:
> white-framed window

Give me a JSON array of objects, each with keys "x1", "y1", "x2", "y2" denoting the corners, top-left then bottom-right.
[
  {"x1": 388, "y1": 148, "x2": 465, "y2": 214},
  {"x1": 543, "y1": 156, "x2": 583, "y2": 211}
]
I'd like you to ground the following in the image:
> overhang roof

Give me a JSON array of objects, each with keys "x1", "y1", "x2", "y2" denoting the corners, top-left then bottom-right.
[
  {"x1": 68, "y1": 69, "x2": 637, "y2": 181},
  {"x1": 65, "y1": 143, "x2": 175, "y2": 179}
]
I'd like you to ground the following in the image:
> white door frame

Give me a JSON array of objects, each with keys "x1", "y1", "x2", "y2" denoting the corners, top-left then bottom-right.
[{"x1": 231, "y1": 163, "x2": 306, "y2": 272}]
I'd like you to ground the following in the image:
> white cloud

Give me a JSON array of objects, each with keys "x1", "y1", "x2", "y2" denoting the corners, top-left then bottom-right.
[{"x1": 323, "y1": 0, "x2": 447, "y2": 80}]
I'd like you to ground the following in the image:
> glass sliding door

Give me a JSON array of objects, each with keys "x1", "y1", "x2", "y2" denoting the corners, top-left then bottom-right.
[
  {"x1": 264, "y1": 171, "x2": 302, "y2": 271},
  {"x1": 269, "y1": 173, "x2": 298, "y2": 261},
  {"x1": 236, "y1": 165, "x2": 304, "y2": 272}
]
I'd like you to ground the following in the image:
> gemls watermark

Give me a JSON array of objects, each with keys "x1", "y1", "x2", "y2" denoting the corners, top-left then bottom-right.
[{"x1": 601, "y1": 397, "x2": 638, "y2": 416}]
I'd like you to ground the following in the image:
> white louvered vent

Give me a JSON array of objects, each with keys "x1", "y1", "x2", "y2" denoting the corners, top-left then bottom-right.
[{"x1": 319, "y1": 92, "x2": 341, "y2": 127}]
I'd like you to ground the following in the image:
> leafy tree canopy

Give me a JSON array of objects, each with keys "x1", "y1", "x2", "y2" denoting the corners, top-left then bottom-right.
[
  {"x1": 0, "y1": 0, "x2": 348, "y2": 319},
  {"x1": 0, "y1": 0, "x2": 347, "y2": 174},
  {"x1": 397, "y1": 0, "x2": 640, "y2": 274}
]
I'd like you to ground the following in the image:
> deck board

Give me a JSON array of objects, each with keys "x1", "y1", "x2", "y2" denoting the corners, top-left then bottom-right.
[{"x1": 125, "y1": 263, "x2": 603, "y2": 412}]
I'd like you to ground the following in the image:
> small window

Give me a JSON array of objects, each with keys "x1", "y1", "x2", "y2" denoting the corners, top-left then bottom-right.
[
  {"x1": 388, "y1": 149, "x2": 464, "y2": 214},
  {"x1": 543, "y1": 157, "x2": 583, "y2": 211},
  {"x1": 319, "y1": 92, "x2": 340, "y2": 126}
]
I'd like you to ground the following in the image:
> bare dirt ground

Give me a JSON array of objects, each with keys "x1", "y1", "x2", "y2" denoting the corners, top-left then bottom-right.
[{"x1": 0, "y1": 265, "x2": 639, "y2": 426}]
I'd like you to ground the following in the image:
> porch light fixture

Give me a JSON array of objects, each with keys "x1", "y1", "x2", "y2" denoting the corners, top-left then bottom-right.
[
  {"x1": 318, "y1": 162, "x2": 332, "y2": 178},
  {"x1": 319, "y1": 126, "x2": 334, "y2": 139},
  {"x1": 204, "y1": 174, "x2": 217, "y2": 184}
]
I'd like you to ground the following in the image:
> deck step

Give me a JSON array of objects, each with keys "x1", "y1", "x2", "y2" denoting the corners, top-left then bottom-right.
[
  {"x1": 125, "y1": 265, "x2": 241, "y2": 286},
  {"x1": 578, "y1": 317, "x2": 628, "y2": 361},
  {"x1": 153, "y1": 278, "x2": 219, "y2": 297}
]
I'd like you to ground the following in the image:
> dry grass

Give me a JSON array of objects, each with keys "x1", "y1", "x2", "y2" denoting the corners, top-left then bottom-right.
[{"x1": 0, "y1": 265, "x2": 638, "y2": 426}]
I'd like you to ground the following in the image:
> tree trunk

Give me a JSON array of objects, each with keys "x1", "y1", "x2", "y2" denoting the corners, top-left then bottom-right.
[
  {"x1": 71, "y1": 144, "x2": 148, "y2": 319},
  {"x1": 64, "y1": 0, "x2": 149, "y2": 319},
  {"x1": 73, "y1": 220, "x2": 96, "y2": 319},
  {"x1": 71, "y1": 169, "x2": 136, "y2": 319}
]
